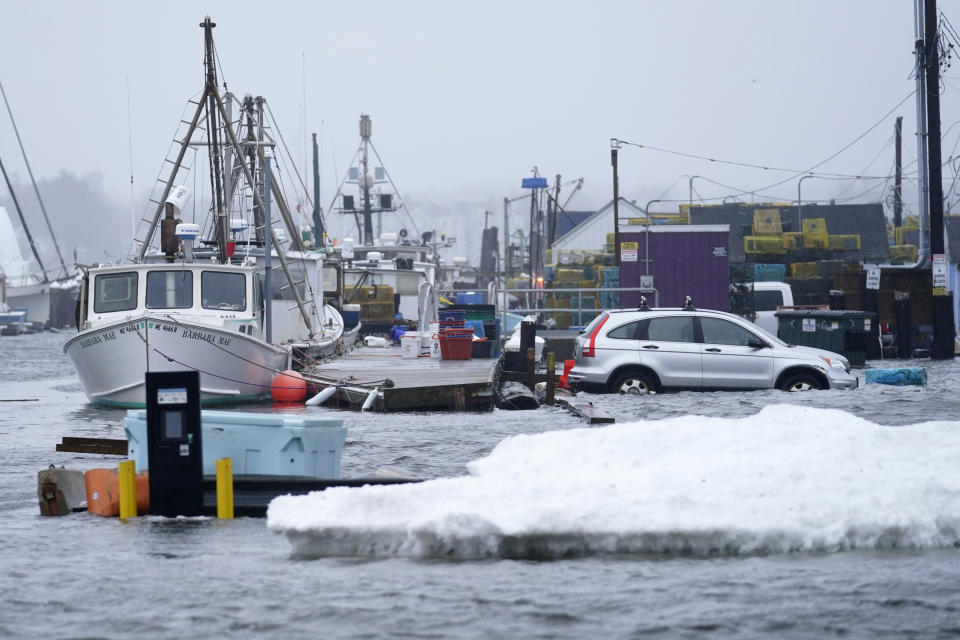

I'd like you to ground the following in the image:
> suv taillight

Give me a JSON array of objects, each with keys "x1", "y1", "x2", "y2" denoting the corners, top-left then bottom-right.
[{"x1": 581, "y1": 315, "x2": 609, "y2": 357}]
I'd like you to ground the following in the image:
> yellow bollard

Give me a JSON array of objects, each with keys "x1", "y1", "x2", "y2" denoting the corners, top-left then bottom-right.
[
  {"x1": 216, "y1": 458, "x2": 234, "y2": 519},
  {"x1": 118, "y1": 460, "x2": 137, "y2": 520}
]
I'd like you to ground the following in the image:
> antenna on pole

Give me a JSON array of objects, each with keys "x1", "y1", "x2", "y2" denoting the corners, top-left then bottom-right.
[{"x1": 127, "y1": 76, "x2": 136, "y2": 242}]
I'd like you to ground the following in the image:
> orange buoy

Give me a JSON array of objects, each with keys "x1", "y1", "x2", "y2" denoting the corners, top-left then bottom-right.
[{"x1": 271, "y1": 369, "x2": 307, "y2": 403}]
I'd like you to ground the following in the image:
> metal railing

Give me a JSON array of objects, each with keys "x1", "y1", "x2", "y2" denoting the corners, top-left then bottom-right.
[{"x1": 437, "y1": 285, "x2": 659, "y2": 330}]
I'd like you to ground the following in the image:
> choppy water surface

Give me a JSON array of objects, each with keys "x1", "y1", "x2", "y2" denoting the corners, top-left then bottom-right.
[{"x1": 2, "y1": 332, "x2": 960, "y2": 639}]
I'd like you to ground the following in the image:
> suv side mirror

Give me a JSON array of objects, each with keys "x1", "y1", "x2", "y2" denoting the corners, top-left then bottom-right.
[{"x1": 747, "y1": 339, "x2": 769, "y2": 349}]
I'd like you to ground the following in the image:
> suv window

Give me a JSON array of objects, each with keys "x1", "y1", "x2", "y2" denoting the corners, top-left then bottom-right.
[
  {"x1": 607, "y1": 319, "x2": 646, "y2": 340},
  {"x1": 646, "y1": 316, "x2": 695, "y2": 343},
  {"x1": 581, "y1": 311, "x2": 609, "y2": 336},
  {"x1": 700, "y1": 316, "x2": 760, "y2": 346}
]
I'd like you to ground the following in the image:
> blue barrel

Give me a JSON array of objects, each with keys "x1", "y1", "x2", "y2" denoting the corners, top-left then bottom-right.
[{"x1": 342, "y1": 304, "x2": 361, "y2": 330}]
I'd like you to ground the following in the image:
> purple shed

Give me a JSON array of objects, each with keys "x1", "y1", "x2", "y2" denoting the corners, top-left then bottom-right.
[{"x1": 619, "y1": 225, "x2": 730, "y2": 310}]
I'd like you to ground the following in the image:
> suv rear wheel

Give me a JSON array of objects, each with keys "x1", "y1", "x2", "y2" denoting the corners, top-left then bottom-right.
[
  {"x1": 778, "y1": 372, "x2": 824, "y2": 392},
  {"x1": 610, "y1": 370, "x2": 657, "y2": 395}
]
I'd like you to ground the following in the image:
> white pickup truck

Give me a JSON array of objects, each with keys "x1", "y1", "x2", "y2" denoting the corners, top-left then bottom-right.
[{"x1": 752, "y1": 281, "x2": 793, "y2": 336}]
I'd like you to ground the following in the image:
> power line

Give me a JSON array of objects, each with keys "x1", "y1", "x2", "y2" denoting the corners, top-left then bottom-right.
[{"x1": 614, "y1": 90, "x2": 917, "y2": 185}]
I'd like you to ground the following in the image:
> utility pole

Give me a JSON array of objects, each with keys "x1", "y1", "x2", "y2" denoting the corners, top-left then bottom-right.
[
  {"x1": 924, "y1": 0, "x2": 955, "y2": 359},
  {"x1": 611, "y1": 140, "x2": 621, "y2": 267},
  {"x1": 894, "y1": 116, "x2": 903, "y2": 228},
  {"x1": 503, "y1": 197, "x2": 510, "y2": 280}
]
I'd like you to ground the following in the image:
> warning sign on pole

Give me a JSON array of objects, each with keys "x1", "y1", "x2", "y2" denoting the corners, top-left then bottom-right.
[
  {"x1": 865, "y1": 266, "x2": 881, "y2": 290},
  {"x1": 932, "y1": 254, "x2": 947, "y2": 295}
]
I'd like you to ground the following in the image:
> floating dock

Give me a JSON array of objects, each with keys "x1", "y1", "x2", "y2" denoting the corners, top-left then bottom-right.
[{"x1": 306, "y1": 346, "x2": 498, "y2": 412}]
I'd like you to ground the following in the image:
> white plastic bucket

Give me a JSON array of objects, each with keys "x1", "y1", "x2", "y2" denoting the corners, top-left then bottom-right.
[{"x1": 400, "y1": 332, "x2": 420, "y2": 358}]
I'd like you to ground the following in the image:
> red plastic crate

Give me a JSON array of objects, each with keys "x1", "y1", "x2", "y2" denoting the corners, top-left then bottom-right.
[{"x1": 439, "y1": 336, "x2": 473, "y2": 360}]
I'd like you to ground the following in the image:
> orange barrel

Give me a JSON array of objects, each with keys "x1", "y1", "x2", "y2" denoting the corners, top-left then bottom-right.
[{"x1": 85, "y1": 468, "x2": 150, "y2": 517}]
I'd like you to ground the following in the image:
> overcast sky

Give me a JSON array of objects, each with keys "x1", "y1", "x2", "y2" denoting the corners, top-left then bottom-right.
[{"x1": 1, "y1": 0, "x2": 956, "y2": 233}]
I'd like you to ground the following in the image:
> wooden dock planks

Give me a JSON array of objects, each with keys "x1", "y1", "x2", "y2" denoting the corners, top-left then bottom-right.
[{"x1": 308, "y1": 347, "x2": 498, "y2": 411}]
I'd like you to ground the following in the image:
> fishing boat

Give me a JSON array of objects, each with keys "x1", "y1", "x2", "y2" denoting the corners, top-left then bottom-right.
[
  {"x1": 325, "y1": 114, "x2": 450, "y2": 337},
  {"x1": 64, "y1": 16, "x2": 349, "y2": 407}
]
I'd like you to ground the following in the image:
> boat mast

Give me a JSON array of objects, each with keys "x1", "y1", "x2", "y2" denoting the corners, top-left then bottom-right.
[
  {"x1": 0, "y1": 80, "x2": 69, "y2": 279},
  {"x1": 0, "y1": 152, "x2": 48, "y2": 281},
  {"x1": 202, "y1": 17, "x2": 228, "y2": 264},
  {"x1": 359, "y1": 115, "x2": 374, "y2": 245}
]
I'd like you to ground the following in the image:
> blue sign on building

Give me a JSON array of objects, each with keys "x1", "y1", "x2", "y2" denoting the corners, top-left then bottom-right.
[{"x1": 521, "y1": 177, "x2": 548, "y2": 189}]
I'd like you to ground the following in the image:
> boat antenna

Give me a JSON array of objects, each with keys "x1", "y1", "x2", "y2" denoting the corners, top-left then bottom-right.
[
  {"x1": 0, "y1": 79, "x2": 69, "y2": 279},
  {"x1": 126, "y1": 76, "x2": 135, "y2": 242}
]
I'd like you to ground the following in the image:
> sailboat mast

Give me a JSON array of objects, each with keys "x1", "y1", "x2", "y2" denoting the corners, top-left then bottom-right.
[
  {"x1": 202, "y1": 17, "x2": 228, "y2": 264},
  {"x1": 0, "y1": 153, "x2": 48, "y2": 281},
  {"x1": 0, "y1": 80, "x2": 68, "y2": 279}
]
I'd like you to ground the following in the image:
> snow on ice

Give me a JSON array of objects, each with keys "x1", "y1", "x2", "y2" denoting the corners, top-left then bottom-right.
[{"x1": 267, "y1": 405, "x2": 960, "y2": 559}]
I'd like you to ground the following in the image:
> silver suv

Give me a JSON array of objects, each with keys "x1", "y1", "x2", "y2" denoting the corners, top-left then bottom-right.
[{"x1": 569, "y1": 303, "x2": 858, "y2": 394}]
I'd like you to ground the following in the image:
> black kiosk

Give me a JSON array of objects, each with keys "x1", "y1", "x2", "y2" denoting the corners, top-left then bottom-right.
[{"x1": 145, "y1": 370, "x2": 204, "y2": 516}]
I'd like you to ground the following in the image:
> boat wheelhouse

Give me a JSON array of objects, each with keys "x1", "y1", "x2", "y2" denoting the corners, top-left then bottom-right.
[{"x1": 65, "y1": 262, "x2": 289, "y2": 407}]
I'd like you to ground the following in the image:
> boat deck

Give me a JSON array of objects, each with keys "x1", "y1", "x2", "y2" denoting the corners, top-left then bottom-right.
[{"x1": 308, "y1": 346, "x2": 498, "y2": 411}]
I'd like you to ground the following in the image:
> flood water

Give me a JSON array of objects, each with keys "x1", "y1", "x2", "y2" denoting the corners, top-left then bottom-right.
[{"x1": 2, "y1": 331, "x2": 960, "y2": 639}]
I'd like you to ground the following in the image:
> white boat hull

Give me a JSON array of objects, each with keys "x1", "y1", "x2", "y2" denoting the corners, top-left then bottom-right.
[
  {"x1": 64, "y1": 315, "x2": 290, "y2": 408},
  {"x1": 6, "y1": 281, "x2": 50, "y2": 327}
]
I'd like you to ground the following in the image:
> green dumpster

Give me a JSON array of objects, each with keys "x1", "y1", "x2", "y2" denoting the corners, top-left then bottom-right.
[{"x1": 774, "y1": 309, "x2": 877, "y2": 367}]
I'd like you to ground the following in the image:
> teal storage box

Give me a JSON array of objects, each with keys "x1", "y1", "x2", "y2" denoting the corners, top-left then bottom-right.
[
  {"x1": 864, "y1": 367, "x2": 927, "y2": 386},
  {"x1": 124, "y1": 410, "x2": 346, "y2": 478}
]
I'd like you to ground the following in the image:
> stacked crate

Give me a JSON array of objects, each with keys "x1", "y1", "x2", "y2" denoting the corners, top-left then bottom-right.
[
  {"x1": 791, "y1": 262, "x2": 819, "y2": 279},
  {"x1": 802, "y1": 218, "x2": 828, "y2": 248},
  {"x1": 752, "y1": 263, "x2": 786, "y2": 282},
  {"x1": 889, "y1": 245, "x2": 918, "y2": 263},
  {"x1": 752, "y1": 209, "x2": 783, "y2": 235},
  {"x1": 827, "y1": 235, "x2": 860, "y2": 250},
  {"x1": 744, "y1": 236, "x2": 785, "y2": 254},
  {"x1": 601, "y1": 267, "x2": 620, "y2": 308},
  {"x1": 354, "y1": 285, "x2": 395, "y2": 323},
  {"x1": 781, "y1": 232, "x2": 804, "y2": 251}
]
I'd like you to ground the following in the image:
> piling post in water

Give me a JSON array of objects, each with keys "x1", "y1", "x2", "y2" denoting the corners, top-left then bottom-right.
[
  {"x1": 216, "y1": 458, "x2": 234, "y2": 519},
  {"x1": 545, "y1": 352, "x2": 556, "y2": 405},
  {"x1": 525, "y1": 348, "x2": 536, "y2": 393},
  {"x1": 118, "y1": 460, "x2": 137, "y2": 520},
  {"x1": 895, "y1": 292, "x2": 912, "y2": 358}
]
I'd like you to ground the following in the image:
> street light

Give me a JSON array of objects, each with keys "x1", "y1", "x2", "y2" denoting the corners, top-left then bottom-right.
[
  {"x1": 643, "y1": 199, "x2": 665, "y2": 275},
  {"x1": 688, "y1": 175, "x2": 704, "y2": 205},
  {"x1": 797, "y1": 174, "x2": 819, "y2": 233}
]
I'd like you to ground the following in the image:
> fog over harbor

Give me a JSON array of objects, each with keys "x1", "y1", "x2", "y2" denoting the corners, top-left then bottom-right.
[{"x1": 0, "y1": 1, "x2": 954, "y2": 266}]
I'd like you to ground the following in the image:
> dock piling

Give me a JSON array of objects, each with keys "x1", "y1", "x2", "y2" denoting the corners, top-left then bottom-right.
[
  {"x1": 546, "y1": 352, "x2": 556, "y2": 405},
  {"x1": 525, "y1": 347, "x2": 536, "y2": 392},
  {"x1": 118, "y1": 460, "x2": 137, "y2": 520},
  {"x1": 216, "y1": 458, "x2": 234, "y2": 519}
]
